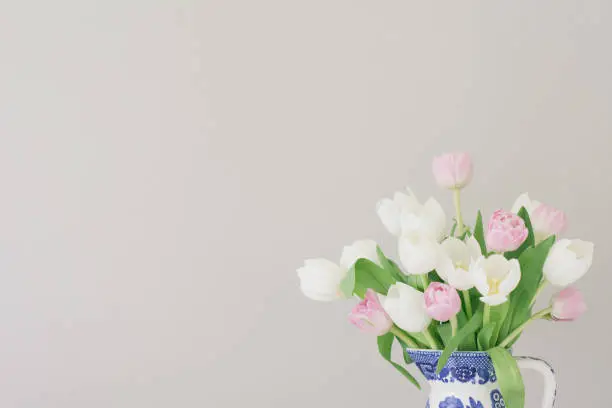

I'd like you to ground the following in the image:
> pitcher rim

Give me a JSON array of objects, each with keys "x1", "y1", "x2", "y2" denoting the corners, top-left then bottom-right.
[{"x1": 405, "y1": 348, "x2": 512, "y2": 356}]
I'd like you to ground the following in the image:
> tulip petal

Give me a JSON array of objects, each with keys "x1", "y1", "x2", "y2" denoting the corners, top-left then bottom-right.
[
  {"x1": 376, "y1": 198, "x2": 402, "y2": 236},
  {"x1": 466, "y1": 236, "x2": 482, "y2": 260},
  {"x1": 480, "y1": 293, "x2": 509, "y2": 306},
  {"x1": 383, "y1": 283, "x2": 431, "y2": 332},
  {"x1": 400, "y1": 211, "x2": 425, "y2": 236},
  {"x1": 544, "y1": 239, "x2": 594, "y2": 286},
  {"x1": 470, "y1": 256, "x2": 489, "y2": 296},
  {"x1": 377, "y1": 189, "x2": 424, "y2": 237},
  {"x1": 567, "y1": 239, "x2": 594, "y2": 267},
  {"x1": 441, "y1": 237, "x2": 470, "y2": 265},
  {"x1": 422, "y1": 197, "x2": 447, "y2": 240},
  {"x1": 552, "y1": 287, "x2": 587, "y2": 321},
  {"x1": 511, "y1": 193, "x2": 533, "y2": 214},
  {"x1": 499, "y1": 258, "x2": 521, "y2": 295},
  {"x1": 339, "y1": 239, "x2": 379, "y2": 270},
  {"x1": 432, "y1": 153, "x2": 473, "y2": 189},
  {"x1": 395, "y1": 190, "x2": 421, "y2": 213},
  {"x1": 426, "y1": 304, "x2": 454, "y2": 322},
  {"x1": 398, "y1": 235, "x2": 439, "y2": 275},
  {"x1": 297, "y1": 259, "x2": 347, "y2": 302},
  {"x1": 447, "y1": 266, "x2": 474, "y2": 291},
  {"x1": 511, "y1": 193, "x2": 541, "y2": 214},
  {"x1": 435, "y1": 254, "x2": 453, "y2": 282}
]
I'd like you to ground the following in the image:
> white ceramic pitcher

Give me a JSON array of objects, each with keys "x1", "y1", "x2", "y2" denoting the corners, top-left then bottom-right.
[{"x1": 406, "y1": 349, "x2": 556, "y2": 408}]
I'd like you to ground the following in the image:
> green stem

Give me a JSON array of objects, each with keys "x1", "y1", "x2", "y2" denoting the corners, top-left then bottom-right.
[
  {"x1": 450, "y1": 316, "x2": 458, "y2": 337},
  {"x1": 453, "y1": 188, "x2": 465, "y2": 236},
  {"x1": 462, "y1": 290, "x2": 473, "y2": 319},
  {"x1": 422, "y1": 325, "x2": 442, "y2": 350},
  {"x1": 420, "y1": 274, "x2": 430, "y2": 291},
  {"x1": 498, "y1": 307, "x2": 553, "y2": 349},
  {"x1": 483, "y1": 304, "x2": 491, "y2": 326},
  {"x1": 530, "y1": 279, "x2": 548, "y2": 307},
  {"x1": 389, "y1": 325, "x2": 419, "y2": 349}
]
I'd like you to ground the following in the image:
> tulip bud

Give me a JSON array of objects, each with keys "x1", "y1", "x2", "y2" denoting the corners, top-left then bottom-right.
[
  {"x1": 348, "y1": 289, "x2": 393, "y2": 335},
  {"x1": 470, "y1": 254, "x2": 521, "y2": 306},
  {"x1": 382, "y1": 282, "x2": 431, "y2": 332},
  {"x1": 543, "y1": 239, "x2": 594, "y2": 287},
  {"x1": 531, "y1": 203, "x2": 567, "y2": 242},
  {"x1": 551, "y1": 287, "x2": 587, "y2": 321},
  {"x1": 423, "y1": 282, "x2": 462, "y2": 322},
  {"x1": 511, "y1": 193, "x2": 567, "y2": 243},
  {"x1": 486, "y1": 209, "x2": 529, "y2": 253},
  {"x1": 432, "y1": 152, "x2": 473, "y2": 190},
  {"x1": 297, "y1": 259, "x2": 347, "y2": 301}
]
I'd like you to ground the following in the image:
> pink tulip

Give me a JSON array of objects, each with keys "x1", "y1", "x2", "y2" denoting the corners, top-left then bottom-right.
[
  {"x1": 551, "y1": 287, "x2": 587, "y2": 321},
  {"x1": 432, "y1": 152, "x2": 473, "y2": 190},
  {"x1": 423, "y1": 282, "x2": 461, "y2": 322},
  {"x1": 348, "y1": 289, "x2": 393, "y2": 335},
  {"x1": 531, "y1": 203, "x2": 567, "y2": 241},
  {"x1": 486, "y1": 209, "x2": 529, "y2": 253}
]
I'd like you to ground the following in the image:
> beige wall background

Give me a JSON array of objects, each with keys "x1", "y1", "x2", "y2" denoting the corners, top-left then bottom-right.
[{"x1": 0, "y1": 1, "x2": 610, "y2": 407}]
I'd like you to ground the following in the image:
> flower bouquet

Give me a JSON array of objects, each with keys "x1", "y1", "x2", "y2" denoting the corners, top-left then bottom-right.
[{"x1": 297, "y1": 153, "x2": 593, "y2": 408}]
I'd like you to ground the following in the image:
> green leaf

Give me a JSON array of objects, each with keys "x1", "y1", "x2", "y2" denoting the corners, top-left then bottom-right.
[
  {"x1": 498, "y1": 301, "x2": 516, "y2": 343},
  {"x1": 473, "y1": 211, "x2": 487, "y2": 254},
  {"x1": 450, "y1": 220, "x2": 457, "y2": 237},
  {"x1": 377, "y1": 332, "x2": 394, "y2": 359},
  {"x1": 339, "y1": 266, "x2": 356, "y2": 298},
  {"x1": 404, "y1": 274, "x2": 424, "y2": 291},
  {"x1": 436, "y1": 319, "x2": 475, "y2": 350},
  {"x1": 436, "y1": 323, "x2": 452, "y2": 348},
  {"x1": 429, "y1": 270, "x2": 445, "y2": 283},
  {"x1": 505, "y1": 207, "x2": 535, "y2": 260},
  {"x1": 507, "y1": 236, "x2": 556, "y2": 334},
  {"x1": 477, "y1": 323, "x2": 497, "y2": 351},
  {"x1": 515, "y1": 235, "x2": 555, "y2": 300},
  {"x1": 376, "y1": 247, "x2": 405, "y2": 284},
  {"x1": 507, "y1": 291, "x2": 532, "y2": 339},
  {"x1": 459, "y1": 229, "x2": 473, "y2": 240},
  {"x1": 377, "y1": 333, "x2": 421, "y2": 389},
  {"x1": 436, "y1": 309, "x2": 483, "y2": 373},
  {"x1": 353, "y1": 259, "x2": 394, "y2": 297},
  {"x1": 406, "y1": 332, "x2": 430, "y2": 349},
  {"x1": 489, "y1": 302, "x2": 510, "y2": 346},
  {"x1": 452, "y1": 309, "x2": 477, "y2": 350},
  {"x1": 469, "y1": 287, "x2": 481, "y2": 311},
  {"x1": 394, "y1": 337, "x2": 414, "y2": 365},
  {"x1": 488, "y1": 347, "x2": 525, "y2": 408}
]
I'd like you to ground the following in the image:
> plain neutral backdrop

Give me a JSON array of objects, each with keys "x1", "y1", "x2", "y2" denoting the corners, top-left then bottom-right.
[{"x1": 0, "y1": 1, "x2": 610, "y2": 407}]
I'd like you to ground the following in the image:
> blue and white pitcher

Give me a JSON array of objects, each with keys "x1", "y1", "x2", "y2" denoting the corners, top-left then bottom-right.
[{"x1": 406, "y1": 349, "x2": 556, "y2": 408}]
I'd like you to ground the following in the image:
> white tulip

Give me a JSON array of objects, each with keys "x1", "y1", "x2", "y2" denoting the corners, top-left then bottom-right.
[
  {"x1": 398, "y1": 233, "x2": 440, "y2": 275},
  {"x1": 339, "y1": 239, "x2": 380, "y2": 269},
  {"x1": 400, "y1": 198, "x2": 447, "y2": 241},
  {"x1": 471, "y1": 255, "x2": 521, "y2": 306},
  {"x1": 543, "y1": 239, "x2": 594, "y2": 287},
  {"x1": 297, "y1": 259, "x2": 348, "y2": 301},
  {"x1": 436, "y1": 236, "x2": 482, "y2": 290},
  {"x1": 381, "y1": 282, "x2": 431, "y2": 332},
  {"x1": 376, "y1": 189, "x2": 422, "y2": 236},
  {"x1": 377, "y1": 188, "x2": 446, "y2": 240}
]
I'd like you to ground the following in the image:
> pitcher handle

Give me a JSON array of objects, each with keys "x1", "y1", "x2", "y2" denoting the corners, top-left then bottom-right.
[{"x1": 515, "y1": 356, "x2": 557, "y2": 408}]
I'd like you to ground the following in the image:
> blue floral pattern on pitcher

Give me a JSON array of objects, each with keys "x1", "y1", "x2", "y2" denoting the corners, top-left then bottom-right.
[
  {"x1": 490, "y1": 390, "x2": 506, "y2": 408},
  {"x1": 410, "y1": 350, "x2": 497, "y2": 384},
  {"x1": 406, "y1": 350, "x2": 507, "y2": 408},
  {"x1": 439, "y1": 396, "x2": 465, "y2": 408},
  {"x1": 438, "y1": 396, "x2": 486, "y2": 408}
]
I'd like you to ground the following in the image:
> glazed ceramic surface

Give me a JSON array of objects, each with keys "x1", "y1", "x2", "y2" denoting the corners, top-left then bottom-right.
[{"x1": 406, "y1": 349, "x2": 557, "y2": 408}]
